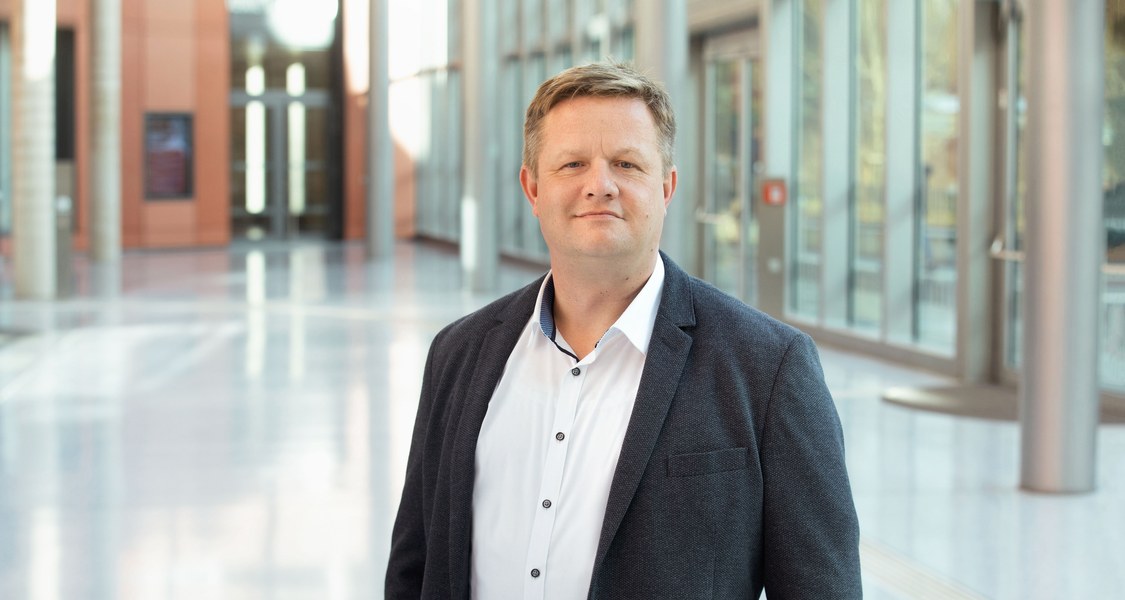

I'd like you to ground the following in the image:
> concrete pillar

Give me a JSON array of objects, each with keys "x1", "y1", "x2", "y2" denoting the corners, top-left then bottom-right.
[
  {"x1": 635, "y1": 0, "x2": 692, "y2": 269},
  {"x1": 1020, "y1": 0, "x2": 1104, "y2": 493},
  {"x1": 11, "y1": 0, "x2": 56, "y2": 299},
  {"x1": 91, "y1": 0, "x2": 121, "y2": 263},
  {"x1": 366, "y1": 0, "x2": 394, "y2": 259},
  {"x1": 460, "y1": 0, "x2": 499, "y2": 292}
]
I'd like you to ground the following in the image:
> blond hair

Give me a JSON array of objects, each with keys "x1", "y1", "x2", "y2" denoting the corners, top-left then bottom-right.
[{"x1": 522, "y1": 61, "x2": 676, "y2": 177}]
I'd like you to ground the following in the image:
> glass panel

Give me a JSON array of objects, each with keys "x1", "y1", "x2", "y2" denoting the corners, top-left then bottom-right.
[
  {"x1": 302, "y1": 106, "x2": 328, "y2": 162},
  {"x1": 288, "y1": 102, "x2": 306, "y2": 216},
  {"x1": 792, "y1": 0, "x2": 825, "y2": 319},
  {"x1": 447, "y1": 0, "x2": 462, "y2": 62},
  {"x1": 613, "y1": 25, "x2": 634, "y2": 61},
  {"x1": 431, "y1": 71, "x2": 445, "y2": 239},
  {"x1": 445, "y1": 70, "x2": 464, "y2": 239},
  {"x1": 500, "y1": 0, "x2": 520, "y2": 54},
  {"x1": 548, "y1": 0, "x2": 569, "y2": 43},
  {"x1": 551, "y1": 48, "x2": 572, "y2": 75},
  {"x1": 707, "y1": 59, "x2": 743, "y2": 297},
  {"x1": 1005, "y1": 21, "x2": 1028, "y2": 369},
  {"x1": 245, "y1": 103, "x2": 268, "y2": 215},
  {"x1": 1, "y1": 23, "x2": 13, "y2": 235},
  {"x1": 524, "y1": 0, "x2": 545, "y2": 50},
  {"x1": 295, "y1": 168, "x2": 329, "y2": 235},
  {"x1": 1104, "y1": 1, "x2": 1125, "y2": 391},
  {"x1": 231, "y1": 108, "x2": 274, "y2": 241},
  {"x1": 1105, "y1": 270, "x2": 1125, "y2": 392},
  {"x1": 850, "y1": 0, "x2": 886, "y2": 333},
  {"x1": 916, "y1": 0, "x2": 958, "y2": 353},
  {"x1": 746, "y1": 61, "x2": 763, "y2": 308},
  {"x1": 523, "y1": 56, "x2": 549, "y2": 255},
  {"x1": 500, "y1": 60, "x2": 524, "y2": 255},
  {"x1": 1105, "y1": 3, "x2": 1125, "y2": 262}
]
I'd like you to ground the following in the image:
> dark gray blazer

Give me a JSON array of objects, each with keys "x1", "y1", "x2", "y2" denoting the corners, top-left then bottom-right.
[{"x1": 386, "y1": 254, "x2": 862, "y2": 599}]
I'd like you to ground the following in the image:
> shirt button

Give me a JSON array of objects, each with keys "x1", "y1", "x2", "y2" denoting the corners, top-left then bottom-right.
[
  {"x1": 555, "y1": 432, "x2": 565, "y2": 441},
  {"x1": 570, "y1": 367, "x2": 581, "y2": 376},
  {"x1": 542, "y1": 499, "x2": 552, "y2": 509},
  {"x1": 531, "y1": 568, "x2": 541, "y2": 578}
]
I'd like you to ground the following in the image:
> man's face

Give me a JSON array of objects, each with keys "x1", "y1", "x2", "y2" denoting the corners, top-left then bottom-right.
[{"x1": 520, "y1": 96, "x2": 676, "y2": 265}]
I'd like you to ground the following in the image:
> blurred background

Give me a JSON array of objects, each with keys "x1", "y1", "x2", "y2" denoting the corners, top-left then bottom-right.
[{"x1": 0, "y1": 0, "x2": 1122, "y2": 598}]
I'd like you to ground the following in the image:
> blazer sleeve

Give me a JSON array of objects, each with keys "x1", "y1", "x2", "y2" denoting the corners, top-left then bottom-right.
[
  {"x1": 385, "y1": 336, "x2": 442, "y2": 599},
  {"x1": 759, "y1": 332, "x2": 862, "y2": 599}
]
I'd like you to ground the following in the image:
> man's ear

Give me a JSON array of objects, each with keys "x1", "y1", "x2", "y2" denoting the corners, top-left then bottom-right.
[
  {"x1": 663, "y1": 166, "x2": 678, "y2": 209},
  {"x1": 520, "y1": 165, "x2": 540, "y2": 216}
]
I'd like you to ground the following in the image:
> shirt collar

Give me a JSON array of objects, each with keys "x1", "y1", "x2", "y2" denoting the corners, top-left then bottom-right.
[{"x1": 531, "y1": 257, "x2": 665, "y2": 356}]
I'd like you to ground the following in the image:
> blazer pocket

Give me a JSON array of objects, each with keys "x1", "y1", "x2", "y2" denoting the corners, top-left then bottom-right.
[{"x1": 666, "y1": 447, "x2": 749, "y2": 478}]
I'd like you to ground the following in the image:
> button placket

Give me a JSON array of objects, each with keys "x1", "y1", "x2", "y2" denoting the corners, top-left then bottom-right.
[{"x1": 523, "y1": 358, "x2": 586, "y2": 600}]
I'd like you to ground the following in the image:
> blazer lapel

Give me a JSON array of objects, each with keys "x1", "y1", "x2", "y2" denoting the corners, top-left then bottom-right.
[
  {"x1": 446, "y1": 279, "x2": 543, "y2": 599},
  {"x1": 591, "y1": 254, "x2": 696, "y2": 580}
]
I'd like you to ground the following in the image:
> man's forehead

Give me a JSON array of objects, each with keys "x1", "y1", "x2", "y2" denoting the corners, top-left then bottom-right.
[{"x1": 541, "y1": 96, "x2": 658, "y2": 133}]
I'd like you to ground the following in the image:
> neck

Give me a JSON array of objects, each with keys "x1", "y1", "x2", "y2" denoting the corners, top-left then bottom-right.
[{"x1": 548, "y1": 252, "x2": 659, "y2": 359}]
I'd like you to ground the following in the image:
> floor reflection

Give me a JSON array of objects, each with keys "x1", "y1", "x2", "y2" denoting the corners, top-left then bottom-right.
[{"x1": 0, "y1": 241, "x2": 1121, "y2": 599}]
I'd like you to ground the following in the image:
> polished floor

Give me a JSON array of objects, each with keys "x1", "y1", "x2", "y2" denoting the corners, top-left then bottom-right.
[{"x1": 0, "y1": 241, "x2": 1122, "y2": 599}]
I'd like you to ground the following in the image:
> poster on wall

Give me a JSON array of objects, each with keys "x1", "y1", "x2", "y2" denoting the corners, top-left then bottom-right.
[{"x1": 145, "y1": 113, "x2": 193, "y2": 199}]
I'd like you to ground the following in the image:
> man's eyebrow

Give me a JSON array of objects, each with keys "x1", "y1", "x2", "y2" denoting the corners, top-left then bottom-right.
[{"x1": 544, "y1": 147, "x2": 652, "y2": 162}]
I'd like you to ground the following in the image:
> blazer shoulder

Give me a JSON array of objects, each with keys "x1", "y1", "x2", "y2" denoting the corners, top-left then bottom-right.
[{"x1": 685, "y1": 275, "x2": 807, "y2": 350}]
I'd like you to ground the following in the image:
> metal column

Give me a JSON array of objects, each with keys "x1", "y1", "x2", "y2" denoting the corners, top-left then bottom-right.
[
  {"x1": 11, "y1": 0, "x2": 56, "y2": 299},
  {"x1": 366, "y1": 0, "x2": 394, "y2": 259},
  {"x1": 91, "y1": 0, "x2": 121, "y2": 263},
  {"x1": 460, "y1": 0, "x2": 499, "y2": 292},
  {"x1": 634, "y1": 0, "x2": 691, "y2": 269},
  {"x1": 1020, "y1": 0, "x2": 1104, "y2": 493}
]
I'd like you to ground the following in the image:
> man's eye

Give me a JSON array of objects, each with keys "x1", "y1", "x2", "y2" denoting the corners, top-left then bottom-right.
[
  {"x1": 563, "y1": 162, "x2": 582, "y2": 169},
  {"x1": 618, "y1": 161, "x2": 637, "y2": 169}
]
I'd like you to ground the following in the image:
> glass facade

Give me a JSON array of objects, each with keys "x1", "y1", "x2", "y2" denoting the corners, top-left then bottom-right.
[
  {"x1": 395, "y1": 0, "x2": 1121, "y2": 398},
  {"x1": 786, "y1": 0, "x2": 959, "y2": 355}
]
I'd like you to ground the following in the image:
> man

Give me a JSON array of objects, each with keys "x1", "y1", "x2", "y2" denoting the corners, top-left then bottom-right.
[{"x1": 386, "y1": 62, "x2": 861, "y2": 599}]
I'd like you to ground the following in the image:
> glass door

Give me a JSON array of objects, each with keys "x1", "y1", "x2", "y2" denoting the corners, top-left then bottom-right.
[
  {"x1": 230, "y1": 90, "x2": 331, "y2": 241},
  {"x1": 229, "y1": 3, "x2": 338, "y2": 242},
  {"x1": 699, "y1": 32, "x2": 762, "y2": 306}
]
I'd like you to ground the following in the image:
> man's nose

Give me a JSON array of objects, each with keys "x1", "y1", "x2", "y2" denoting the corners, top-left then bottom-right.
[{"x1": 583, "y1": 161, "x2": 619, "y2": 199}]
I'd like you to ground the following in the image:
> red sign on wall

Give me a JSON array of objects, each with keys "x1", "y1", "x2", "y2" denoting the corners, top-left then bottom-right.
[{"x1": 761, "y1": 178, "x2": 788, "y2": 207}]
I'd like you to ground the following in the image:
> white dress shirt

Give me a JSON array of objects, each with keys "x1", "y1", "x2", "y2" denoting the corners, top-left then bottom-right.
[{"x1": 470, "y1": 258, "x2": 665, "y2": 600}]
